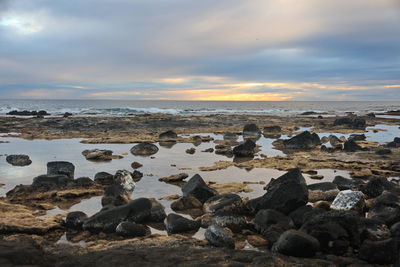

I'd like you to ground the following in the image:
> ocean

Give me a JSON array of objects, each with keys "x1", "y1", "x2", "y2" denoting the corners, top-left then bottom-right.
[{"x1": 0, "y1": 99, "x2": 400, "y2": 116}]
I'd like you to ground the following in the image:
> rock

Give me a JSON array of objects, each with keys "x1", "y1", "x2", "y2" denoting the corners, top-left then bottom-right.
[
  {"x1": 186, "y1": 148, "x2": 196, "y2": 154},
  {"x1": 309, "y1": 174, "x2": 323, "y2": 180},
  {"x1": 205, "y1": 225, "x2": 235, "y2": 248},
  {"x1": 367, "y1": 191, "x2": 400, "y2": 226},
  {"x1": 307, "y1": 182, "x2": 339, "y2": 202},
  {"x1": 329, "y1": 135, "x2": 342, "y2": 148},
  {"x1": 223, "y1": 133, "x2": 238, "y2": 140},
  {"x1": 282, "y1": 131, "x2": 321, "y2": 149},
  {"x1": 102, "y1": 184, "x2": 131, "y2": 206},
  {"x1": 47, "y1": 161, "x2": 75, "y2": 179},
  {"x1": 288, "y1": 205, "x2": 314, "y2": 228},
  {"x1": 375, "y1": 148, "x2": 391, "y2": 155},
  {"x1": 211, "y1": 214, "x2": 248, "y2": 233},
  {"x1": 82, "y1": 149, "x2": 117, "y2": 161},
  {"x1": 63, "y1": 112, "x2": 72, "y2": 118},
  {"x1": 330, "y1": 190, "x2": 365, "y2": 213},
  {"x1": 83, "y1": 198, "x2": 152, "y2": 233},
  {"x1": 116, "y1": 222, "x2": 150, "y2": 237},
  {"x1": 254, "y1": 209, "x2": 294, "y2": 244},
  {"x1": 202, "y1": 148, "x2": 214, "y2": 153},
  {"x1": 232, "y1": 139, "x2": 256, "y2": 157},
  {"x1": 74, "y1": 177, "x2": 94, "y2": 187},
  {"x1": 182, "y1": 174, "x2": 218, "y2": 203},
  {"x1": 32, "y1": 174, "x2": 70, "y2": 188},
  {"x1": 148, "y1": 204, "x2": 167, "y2": 223},
  {"x1": 263, "y1": 126, "x2": 281, "y2": 133},
  {"x1": 130, "y1": 142, "x2": 159, "y2": 156},
  {"x1": 159, "y1": 130, "x2": 178, "y2": 140},
  {"x1": 358, "y1": 238, "x2": 396, "y2": 264},
  {"x1": 272, "y1": 230, "x2": 320, "y2": 257},
  {"x1": 333, "y1": 117, "x2": 366, "y2": 128},
  {"x1": 320, "y1": 136, "x2": 329, "y2": 144},
  {"x1": 215, "y1": 146, "x2": 233, "y2": 156},
  {"x1": 131, "y1": 161, "x2": 143, "y2": 169},
  {"x1": 332, "y1": 176, "x2": 361, "y2": 191},
  {"x1": 349, "y1": 134, "x2": 366, "y2": 141},
  {"x1": 113, "y1": 170, "x2": 136, "y2": 192},
  {"x1": 5, "y1": 154, "x2": 32, "y2": 166},
  {"x1": 360, "y1": 218, "x2": 391, "y2": 241},
  {"x1": 131, "y1": 170, "x2": 143, "y2": 181},
  {"x1": 247, "y1": 168, "x2": 308, "y2": 214},
  {"x1": 65, "y1": 211, "x2": 88, "y2": 230},
  {"x1": 300, "y1": 210, "x2": 360, "y2": 255},
  {"x1": 94, "y1": 172, "x2": 114, "y2": 185},
  {"x1": 360, "y1": 177, "x2": 394, "y2": 198},
  {"x1": 366, "y1": 112, "x2": 375, "y2": 117},
  {"x1": 203, "y1": 194, "x2": 243, "y2": 214},
  {"x1": 390, "y1": 221, "x2": 400, "y2": 236},
  {"x1": 165, "y1": 213, "x2": 200, "y2": 234},
  {"x1": 171, "y1": 196, "x2": 204, "y2": 217},
  {"x1": 343, "y1": 139, "x2": 362, "y2": 152},
  {"x1": 191, "y1": 135, "x2": 203, "y2": 145},
  {"x1": 6, "y1": 110, "x2": 50, "y2": 116},
  {"x1": 243, "y1": 123, "x2": 261, "y2": 136}
]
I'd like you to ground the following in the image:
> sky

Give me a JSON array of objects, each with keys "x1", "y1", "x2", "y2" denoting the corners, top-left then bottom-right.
[{"x1": 0, "y1": 0, "x2": 400, "y2": 101}]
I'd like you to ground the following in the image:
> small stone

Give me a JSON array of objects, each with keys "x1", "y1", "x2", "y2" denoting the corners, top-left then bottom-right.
[{"x1": 131, "y1": 161, "x2": 143, "y2": 169}]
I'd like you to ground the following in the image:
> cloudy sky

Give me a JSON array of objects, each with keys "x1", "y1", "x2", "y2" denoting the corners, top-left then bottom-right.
[{"x1": 0, "y1": 0, "x2": 399, "y2": 100}]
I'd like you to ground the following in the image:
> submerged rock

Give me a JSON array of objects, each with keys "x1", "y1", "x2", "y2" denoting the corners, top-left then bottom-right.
[
  {"x1": 116, "y1": 222, "x2": 150, "y2": 237},
  {"x1": 282, "y1": 131, "x2": 321, "y2": 149},
  {"x1": 47, "y1": 161, "x2": 75, "y2": 179},
  {"x1": 165, "y1": 213, "x2": 200, "y2": 234},
  {"x1": 65, "y1": 211, "x2": 88, "y2": 230},
  {"x1": 6, "y1": 154, "x2": 32, "y2": 166},
  {"x1": 330, "y1": 190, "x2": 365, "y2": 213},
  {"x1": 205, "y1": 225, "x2": 235, "y2": 248},
  {"x1": 131, "y1": 161, "x2": 143, "y2": 169},
  {"x1": 272, "y1": 230, "x2": 320, "y2": 257},
  {"x1": 182, "y1": 174, "x2": 218, "y2": 203},
  {"x1": 130, "y1": 142, "x2": 159, "y2": 156},
  {"x1": 232, "y1": 139, "x2": 256, "y2": 157}
]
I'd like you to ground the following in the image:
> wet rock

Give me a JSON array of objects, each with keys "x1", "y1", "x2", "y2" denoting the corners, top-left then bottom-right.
[
  {"x1": 330, "y1": 190, "x2": 365, "y2": 213},
  {"x1": 202, "y1": 148, "x2": 214, "y2": 153},
  {"x1": 205, "y1": 225, "x2": 235, "y2": 248},
  {"x1": 247, "y1": 235, "x2": 269, "y2": 247},
  {"x1": 82, "y1": 149, "x2": 118, "y2": 161},
  {"x1": 215, "y1": 146, "x2": 233, "y2": 156},
  {"x1": 243, "y1": 123, "x2": 261, "y2": 136},
  {"x1": 333, "y1": 117, "x2": 366, "y2": 128},
  {"x1": 47, "y1": 161, "x2": 75, "y2": 179},
  {"x1": 360, "y1": 177, "x2": 394, "y2": 198},
  {"x1": 148, "y1": 204, "x2": 167, "y2": 223},
  {"x1": 186, "y1": 148, "x2": 196, "y2": 154},
  {"x1": 32, "y1": 174, "x2": 70, "y2": 188},
  {"x1": 131, "y1": 161, "x2": 143, "y2": 169},
  {"x1": 159, "y1": 130, "x2": 178, "y2": 140},
  {"x1": 358, "y1": 238, "x2": 396, "y2": 264},
  {"x1": 182, "y1": 174, "x2": 218, "y2": 203},
  {"x1": 307, "y1": 182, "x2": 339, "y2": 202},
  {"x1": 360, "y1": 218, "x2": 391, "y2": 241},
  {"x1": 232, "y1": 139, "x2": 256, "y2": 157},
  {"x1": 349, "y1": 134, "x2": 366, "y2": 141},
  {"x1": 171, "y1": 196, "x2": 204, "y2": 217},
  {"x1": 343, "y1": 139, "x2": 362, "y2": 152},
  {"x1": 74, "y1": 177, "x2": 94, "y2": 187},
  {"x1": 94, "y1": 172, "x2": 113, "y2": 185},
  {"x1": 263, "y1": 126, "x2": 281, "y2": 133},
  {"x1": 320, "y1": 136, "x2": 329, "y2": 144},
  {"x1": 116, "y1": 222, "x2": 150, "y2": 237},
  {"x1": 165, "y1": 213, "x2": 200, "y2": 234},
  {"x1": 300, "y1": 210, "x2": 360, "y2": 255},
  {"x1": 130, "y1": 142, "x2": 159, "y2": 156},
  {"x1": 272, "y1": 230, "x2": 320, "y2": 257},
  {"x1": 375, "y1": 148, "x2": 391, "y2": 155},
  {"x1": 83, "y1": 198, "x2": 152, "y2": 233},
  {"x1": 131, "y1": 170, "x2": 143, "y2": 181},
  {"x1": 332, "y1": 176, "x2": 361, "y2": 191},
  {"x1": 288, "y1": 205, "x2": 314, "y2": 228},
  {"x1": 114, "y1": 170, "x2": 136, "y2": 192},
  {"x1": 390, "y1": 221, "x2": 400, "y2": 236},
  {"x1": 63, "y1": 112, "x2": 72, "y2": 118},
  {"x1": 211, "y1": 214, "x2": 248, "y2": 233},
  {"x1": 367, "y1": 191, "x2": 400, "y2": 226},
  {"x1": 65, "y1": 211, "x2": 88, "y2": 230},
  {"x1": 329, "y1": 135, "x2": 342, "y2": 148},
  {"x1": 102, "y1": 184, "x2": 131, "y2": 206},
  {"x1": 203, "y1": 194, "x2": 243, "y2": 214},
  {"x1": 247, "y1": 168, "x2": 308, "y2": 214},
  {"x1": 282, "y1": 131, "x2": 321, "y2": 149},
  {"x1": 6, "y1": 154, "x2": 32, "y2": 166},
  {"x1": 254, "y1": 209, "x2": 294, "y2": 244},
  {"x1": 7, "y1": 110, "x2": 50, "y2": 116}
]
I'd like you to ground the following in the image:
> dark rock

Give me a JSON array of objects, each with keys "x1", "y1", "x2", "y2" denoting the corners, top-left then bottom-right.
[
  {"x1": 232, "y1": 139, "x2": 256, "y2": 157},
  {"x1": 263, "y1": 126, "x2": 282, "y2": 133},
  {"x1": 131, "y1": 170, "x2": 143, "y2": 181},
  {"x1": 358, "y1": 238, "x2": 396, "y2": 264},
  {"x1": 301, "y1": 111, "x2": 318, "y2": 115},
  {"x1": 83, "y1": 198, "x2": 152, "y2": 233},
  {"x1": 65, "y1": 211, "x2": 88, "y2": 230},
  {"x1": 182, "y1": 174, "x2": 218, "y2": 203},
  {"x1": 6, "y1": 110, "x2": 50, "y2": 116},
  {"x1": 6, "y1": 154, "x2": 32, "y2": 166},
  {"x1": 47, "y1": 161, "x2": 75, "y2": 179},
  {"x1": 329, "y1": 135, "x2": 342, "y2": 148},
  {"x1": 32, "y1": 174, "x2": 70, "y2": 188},
  {"x1": 171, "y1": 196, "x2": 204, "y2": 217},
  {"x1": 94, "y1": 172, "x2": 113, "y2": 185},
  {"x1": 211, "y1": 214, "x2": 248, "y2": 233},
  {"x1": 116, "y1": 222, "x2": 150, "y2": 237},
  {"x1": 165, "y1": 213, "x2": 200, "y2": 234},
  {"x1": 131, "y1": 161, "x2": 143, "y2": 169},
  {"x1": 288, "y1": 205, "x2": 313, "y2": 228},
  {"x1": 205, "y1": 225, "x2": 235, "y2": 248},
  {"x1": 63, "y1": 112, "x2": 72, "y2": 118},
  {"x1": 113, "y1": 170, "x2": 136, "y2": 192},
  {"x1": 223, "y1": 133, "x2": 238, "y2": 140},
  {"x1": 254, "y1": 209, "x2": 294, "y2": 245},
  {"x1": 366, "y1": 112, "x2": 375, "y2": 117},
  {"x1": 343, "y1": 139, "x2": 362, "y2": 152},
  {"x1": 247, "y1": 169, "x2": 308, "y2": 214},
  {"x1": 203, "y1": 194, "x2": 243, "y2": 214},
  {"x1": 272, "y1": 230, "x2": 320, "y2": 257},
  {"x1": 282, "y1": 131, "x2": 321, "y2": 149},
  {"x1": 307, "y1": 182, "x2": 339, "y2": 202},
  {"x1": 360, "y1": 177, "x2": 394, "y2": 198},
  {"x1": 390, "y1": 221, "x2": 400, "y2": 236},
  {"x1": 186, "y1": 148, "x2": 196, "y2": 154},
  {"x1": 332, "y1": 176, "x2": 361, "y2": 191},
  {"x1": 395, "y1": 137, "x2": 400, "y2": 143},
  {"x1": 375, "y1": 148, "x2": 391, "y2": 155},
  {"x1": 82, "y1": 149, "x2": 114, "y2": 161},
  {"x1": 102, "y1": 184, "x2": 131, "y2": 206},
  {"x1": 333, "y1": 117, "x2": 366, "y2": 128},
  {"x1": 148, "y1": 205, "x2": 167, "y2": 223},
  {"x1": 243, "y1": 123, "x2": 261, "y2": 136},
  {"x1": 330, "y1": 190, "x2": 365, "y2": 213},
  {"x1": 159, "y1": 130, "x2": 178, "y2": 140},
  {"x1": 130, "y1": 142, "x2": 159, "y2": 156},
  {"x1": 360, "y1": 218, "x2": 391, "y2": 241},
  {"x1": 349, "y1": 134, "x2": 366, "y2": 141},
  {"x1": 367, "y1": 191, "x2": 400, "y2": 226},
  {"x1": 74, "y1": 177, "x2": 94, "y2": 186}
]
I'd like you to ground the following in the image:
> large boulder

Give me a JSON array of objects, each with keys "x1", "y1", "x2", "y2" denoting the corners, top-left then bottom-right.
[
  {"x1": 116, "y1": 222, "x2": 150, "y2": 237},
  {"x1": 232, "y1": 139, "x2": 256, "y2": 157},
  {"x1": 130, "y1": 142, "x2": 159, "y2": 156},
  {"x1": 159, "y1": 130, "x2": 178, "y2": 140},
  {"x1": 182, "y1": 174, "x2": 218, "y2": 203},
  {"x1": 358, "y1": 238, "x2": 397, "y2": 264},
  {"x1": 32, "y1": 174, "x2": 70, "y2": 188},
  {"x1": 101, "y1": 170, "x2": 136, "y2": 206},
  {"x1": 254, "y1": 209, "x2": 294, "y2": 245},
  {"x1": 330, "y1": 190, "x2": 365, "y2": 213},
  {"x1": 247, "y1": 169, "x2": 308, "y2": 214},
  {"x1": 94, "y1": 172, "x2": 114, "y2": 185},
  {"x1": 243, "y1": 123, "x2": 261, "y2": 136},
  {"x1": 47, "y1": 161, "x2": 75, "y2": 179},
  {"x1": 65, "y1": 211, "x2": 88, "y2": 230},
  {"x1": 332, "y1": 176, "x2": 361, "y2": 191},
  {"x1": 360, "y1": 178, "x2": 394, "y2": 198},
  {"x1": 367, "y1": 191, "x2": 400, "y2": 226},
  {"x1": 333, "y1": 117, "x2": 366, "y2": 128},
  {"x1": 272, "y1": 230, "x2": 320, "y2": 257},
  {"x1": 113, "y1": 170, "x2": 136, "y2": 192},
  {"x1": 205, "y1": 225, "x2": 235, "y2": 248},
  {"x1": 6, "y1": 154, "x2": 32, "y2": 166},
  {"x1": 82, "y1": 198, "x2": 152, "y2": 233},
  {"x1": 203, "y1": 194, "x2": 243, "y2": 214},
  {"x1": 343, "y1": 139, "x2": 362, "y2": 152},
  {"x1": 165, "y1": 213, "x2": 200, "y2": 234},
  {"x1": 282, "y1": 131, "x2": 321, "y2": 149}
]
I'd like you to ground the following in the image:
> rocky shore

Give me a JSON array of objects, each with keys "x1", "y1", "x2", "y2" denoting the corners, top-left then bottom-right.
[{"x1": 1, "y1": 113, "x2": 400, "y2": 266}]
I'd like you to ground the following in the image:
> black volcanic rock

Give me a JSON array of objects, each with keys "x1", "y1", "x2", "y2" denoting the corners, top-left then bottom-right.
[
  {"x1": 6, "y1": 154, "x2": 32, "y2": 166},
  {"x1": 182, "y1": 174, "x2": 218, "y2": 203},
  {"x1": 333, "y1": 117, "x2": 366, "y2": 128},
  {"x1": 272, "y1": 230, "x2": 320, "y2": 257},
  {"x1": 130, "y1": 142, "x2": 159, "y2": 156},
  {"x1": 282, "y1": 131, "x2": 321, "y2": 149},
  {"x1": 47, "y1": 161, "x2": 75, "y2": 179},
  {"x1": 232, "y1": 139, "x2": 256, "y2": 157}
]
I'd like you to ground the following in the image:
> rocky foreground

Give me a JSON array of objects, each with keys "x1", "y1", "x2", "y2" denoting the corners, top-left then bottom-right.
[{"x1": 1, "y1": 113, "x2": 400, "y2": 266}]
